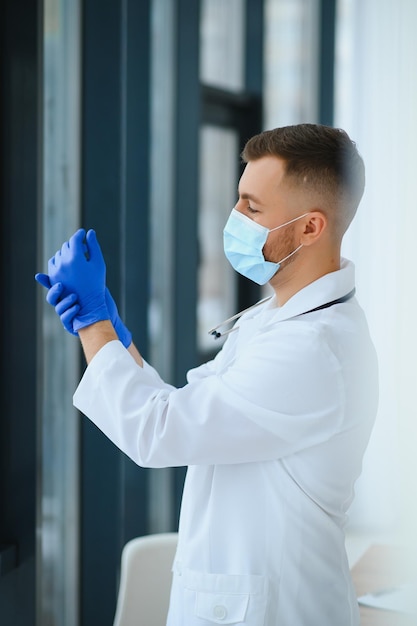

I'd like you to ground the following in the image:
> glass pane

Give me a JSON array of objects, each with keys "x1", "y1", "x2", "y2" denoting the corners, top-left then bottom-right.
[
  {"x1": 197, "y1": 126, "x2": 238, "y2": 352},
  {"x1": 38, "y1": 1, "x2": 81, "y2": 624},
  {"x1": 200, "y1": 0, "x2": 245, "y2": 91},
  {"x1": 264, "y1": 0, "x2": 320, "y2": 129}
]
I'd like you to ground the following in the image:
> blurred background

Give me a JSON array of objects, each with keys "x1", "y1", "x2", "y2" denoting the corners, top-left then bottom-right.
[{"x1": 1, "y1": 0, "x2": 416, "y2": 624}]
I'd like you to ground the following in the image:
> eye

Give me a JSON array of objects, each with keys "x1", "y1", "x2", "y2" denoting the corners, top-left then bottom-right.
[{"x1": 247, "y1": 205, "x2": 258, "y2": 214}]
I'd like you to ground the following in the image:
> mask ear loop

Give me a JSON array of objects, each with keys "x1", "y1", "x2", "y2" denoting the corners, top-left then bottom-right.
[
  {"x1": 268, "y1": 212, "x2": 310, "y2": 233},
  {"x1": 267, "y1": 211, "x2": 309, "y2": 266},
  {"x1": 276, "y1": 243, "x2": 303, "y2": 266}
]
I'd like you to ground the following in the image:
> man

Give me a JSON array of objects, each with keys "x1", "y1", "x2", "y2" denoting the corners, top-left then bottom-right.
[{"x1": 36, "y1": 124, "x2": 378, "y2": 625}]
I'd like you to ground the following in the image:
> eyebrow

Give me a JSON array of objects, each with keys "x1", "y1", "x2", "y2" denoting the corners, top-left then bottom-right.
[{"x1": 238, "y1": 191, "x2": 264, "y2": 205}]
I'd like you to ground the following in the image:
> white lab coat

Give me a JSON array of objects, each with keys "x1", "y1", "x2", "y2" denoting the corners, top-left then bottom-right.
[{"x1": 73, "y1": 259, "x2": 378, "y2": 626}]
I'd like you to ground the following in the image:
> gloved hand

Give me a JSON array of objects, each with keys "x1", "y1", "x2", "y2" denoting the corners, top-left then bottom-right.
[
  {"x1": 35, "y1": 273, "x2": 80, "y2": 335},
  {"x1": 35, "y1": 273, "x2": 132, "y2": 347},
  {"x1": 47, "y1": 228, "x2": 109, "y2": 331}
]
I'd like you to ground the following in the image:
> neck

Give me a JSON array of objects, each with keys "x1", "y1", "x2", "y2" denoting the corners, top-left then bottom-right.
[{"x1": 270, "y1": 249, "x2": 341, "y2": 307}]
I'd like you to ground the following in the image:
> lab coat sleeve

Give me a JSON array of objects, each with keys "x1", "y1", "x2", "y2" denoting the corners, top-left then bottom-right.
[
  {"x1": 185, "y1": 349, "x2": 221, "y2": 382},
  {"x1": 73, "y1": 323, "x2": 346, "y2": 468}
]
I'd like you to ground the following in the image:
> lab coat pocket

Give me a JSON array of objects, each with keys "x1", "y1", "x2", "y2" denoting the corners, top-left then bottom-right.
[
  {"x1": 178, "y1": 564, "x2": 269, "y2": 625},
  {"x1": 195, "y1": 591, "x2": 248, "y2": 623}
]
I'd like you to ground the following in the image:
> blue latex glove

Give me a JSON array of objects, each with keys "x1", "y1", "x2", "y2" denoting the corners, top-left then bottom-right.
[
  {"x1": 35, "y1": 273, "x2": 80, "y2": 335},
  {"x1": 47, "y1": 229, "x2": 108, "y2": 331},
  {"x1": 106, "y1": 290, "x2": 132, "y2": 348},
  {"x1": 35, "y1": 273, "x2": 132, "y2": 347}
]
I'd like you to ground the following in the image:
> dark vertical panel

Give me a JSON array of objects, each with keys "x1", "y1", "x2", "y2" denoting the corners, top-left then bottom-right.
[
  {"x1": 122, "y1": 0, "x2": 150, "y2": 354},
  {"x1": 245, "y1": 0, "x2": 264, "y2": 95},
  {"x1": 119, "y1": 0, "x2": 151, "y2": 546},
  {"x1": 82, "y1": 0, "x2": 123, "y2": 267},
  {"x1": 81, "y1": 1, "x2": 125, "y2": 623},
  {"x1": 81, "y1": 0, "x2": 151, "y2": 623},
  {"x1": 319, "y1": 0, "x2": 336, "y2": 125},
  {"x1": 173, "y1": 0, "x2": 201, "y2": 386},
  {"x1": 0, "y1": 0, "x2": 40, "y2": 623},
  {"x1": 171, "y1": 0, "x2": 202, "y2": 525},
  {"x1": 238, "y1": 0, "x2": 265, "y2": 309}
]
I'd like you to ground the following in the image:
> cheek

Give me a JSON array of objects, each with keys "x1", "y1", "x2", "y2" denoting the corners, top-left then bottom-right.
[{"x1": 263, "y1": 227, "x2": 296, "y2": 261}]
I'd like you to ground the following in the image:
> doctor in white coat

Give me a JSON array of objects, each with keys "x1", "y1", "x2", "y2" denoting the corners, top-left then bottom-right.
[{"x1": 36, "y1": 124, "x2": 378, "y2": 625}]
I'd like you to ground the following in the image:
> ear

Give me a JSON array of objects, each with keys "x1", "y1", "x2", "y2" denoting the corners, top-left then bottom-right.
[{"x1": 299, "y1": 211, "x2": 327, "y2": 246}]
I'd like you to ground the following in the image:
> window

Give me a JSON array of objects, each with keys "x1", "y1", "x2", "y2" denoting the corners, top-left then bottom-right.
[
  {"x1": 197, "y1": 125, "x2": 239, "y2": 351},
  {"x1": 200, "y1": 0, "x2": 245, "y2": 92},
  {"x1": 264, "y1": 0, "x2": 320, "y2": 129}
]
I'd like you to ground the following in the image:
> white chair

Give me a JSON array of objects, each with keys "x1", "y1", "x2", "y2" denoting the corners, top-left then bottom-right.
[{"x1": 113, "y1": 532, "x2": 178, "y2": 626}]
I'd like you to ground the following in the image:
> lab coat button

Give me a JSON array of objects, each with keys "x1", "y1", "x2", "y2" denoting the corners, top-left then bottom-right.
[{"x1": 213, "y1": 604, "x2": 227, "y2": 620}]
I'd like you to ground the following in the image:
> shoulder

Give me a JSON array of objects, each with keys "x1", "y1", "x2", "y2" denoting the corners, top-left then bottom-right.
[{"x1": 222, "y1": 319, "x2": 343, "y2": 415}]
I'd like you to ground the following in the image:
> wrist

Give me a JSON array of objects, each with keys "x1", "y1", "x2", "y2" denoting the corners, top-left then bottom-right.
[
  {"x1": 113, "y1": 317, "x2": 132, "y2": 348},
  {"x1": 73, "y1": 302, "x2": 110, "y2": 332},
  {"x1": 78, "y1": 320, "x2": 118, "y2": 364}
]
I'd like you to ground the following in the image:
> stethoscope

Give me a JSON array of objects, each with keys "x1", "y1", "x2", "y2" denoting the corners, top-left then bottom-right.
[
  {"x1": 208, "y1": 296, "x2": 273, "y2": 340},
  {"x1": 208, "y1": 288, "x2": 356, "y2": 340}
]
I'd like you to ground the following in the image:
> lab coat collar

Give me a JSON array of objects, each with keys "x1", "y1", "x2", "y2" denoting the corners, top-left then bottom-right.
[{"x1": 243, "y1": 258, "x2": 356, "y2": 325}]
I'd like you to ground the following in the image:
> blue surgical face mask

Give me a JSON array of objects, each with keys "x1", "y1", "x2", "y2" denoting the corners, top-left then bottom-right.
[{"x1": 223, "y1": 209, "x2": 309, "y2": 285}]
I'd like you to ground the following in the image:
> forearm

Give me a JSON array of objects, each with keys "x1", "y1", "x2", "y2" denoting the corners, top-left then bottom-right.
[{"x1": 78, "y1": 320, "x2": 144, "y2": 367}]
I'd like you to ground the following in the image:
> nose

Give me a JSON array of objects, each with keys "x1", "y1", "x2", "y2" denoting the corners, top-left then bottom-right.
[{"x1": 233, "y1": 199, "x2": 249, "y2": 215}]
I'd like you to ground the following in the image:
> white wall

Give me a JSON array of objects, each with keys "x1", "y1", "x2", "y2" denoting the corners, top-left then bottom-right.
[{"x1": 335, "y1": 0, "x2": 417, "y2": 544}]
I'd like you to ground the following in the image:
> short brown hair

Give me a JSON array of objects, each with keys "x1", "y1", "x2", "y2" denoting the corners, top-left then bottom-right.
[{"x1": 242, "y1": 124, "x2": 365, "y2": 235}]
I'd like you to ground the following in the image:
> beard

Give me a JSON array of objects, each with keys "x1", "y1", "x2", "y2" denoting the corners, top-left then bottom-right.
[{"x1": 263, "y1": 223, "x2": 299, "y2": 269}]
